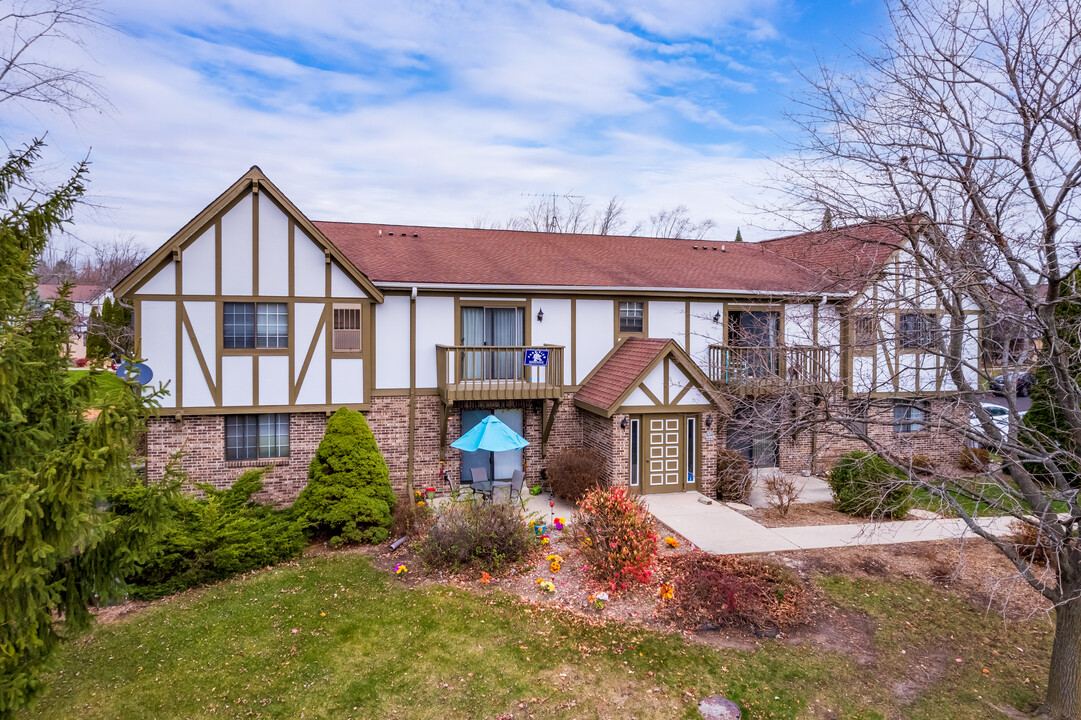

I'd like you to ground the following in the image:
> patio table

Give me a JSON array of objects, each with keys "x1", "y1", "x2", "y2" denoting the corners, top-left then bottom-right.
[{"x1": 469, "y1": 480, "x2": 512, "y2": 502}]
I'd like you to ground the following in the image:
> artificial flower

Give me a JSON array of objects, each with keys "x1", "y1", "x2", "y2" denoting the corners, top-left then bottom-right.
[
  {"x1": 664, "y1": 537, "x2": 679, "y2": 547},
  {"x1": 552, "y1": 517, "x2": 565, "y2": 530},
  {"x1": 540, "y1": 534, "x2": 550, "y2": 545},
  {"x1": 395, "y1": 563, "x2": 408, "y2": 575},
  {"x1": 417, "y1": 500, "x2": 426, "y2": 506},
  {"x1": 659, "y1": 583, "x2": 674, "y2": 600},
  {"x1": 479, "y1": 572, "x2": 491, "y2": 584}
]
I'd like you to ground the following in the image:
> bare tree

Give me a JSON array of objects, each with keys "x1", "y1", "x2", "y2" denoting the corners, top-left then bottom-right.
[
  {"x1": 648, "y1": 205, "x2": 716, "y2": 240},
  {"x1": 0, "y1": 0, "x2": 105, "y2": 118},
  {"x1": 35, "y1": 235, "x2": 144, "y2": 287},
  {"x1": 761, "y1": 0, "x2": 1081, "y2": 714}
]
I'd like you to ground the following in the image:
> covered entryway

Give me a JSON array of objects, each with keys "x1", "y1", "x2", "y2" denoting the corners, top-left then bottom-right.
[{"x1": 573, "y1": 338, "x2": 727, "y2": 495}]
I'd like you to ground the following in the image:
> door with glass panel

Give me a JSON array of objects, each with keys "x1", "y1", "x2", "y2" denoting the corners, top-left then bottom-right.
[
  {"x1": 727, "y1": 310, "x2": 781, "y2": 377},
  {"x1": 461, "y1": 306, "x2": 524, "y2": 380}
]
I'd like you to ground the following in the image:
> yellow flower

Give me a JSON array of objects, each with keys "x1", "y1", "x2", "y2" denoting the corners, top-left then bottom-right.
[
  {"x1": 540, "y1": 535, "x2": 550, "y2": 545},
  {"x1": 659, "y1": 583, "x2": 674, "y2": 600},
  {"x1": 550, "y1": 560, "x2": 561, "y2": 573},
  {"x1": 546, "y1": 554, "x2": 563, "y2": 563},
  {"x1": 417, "y1": 500, "x2": 426, "y2": 506},
  {"x1": 664, "y1": 537, "x2": 679, "y2": 547}
]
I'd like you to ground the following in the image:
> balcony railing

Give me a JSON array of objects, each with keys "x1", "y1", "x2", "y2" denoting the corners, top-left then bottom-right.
[
  {"x1": 436, "y1": 345, "x2": 565, "y2": 403},
  {"x1": 708, "y1": 344, "x2": 834, "y2": 393}
]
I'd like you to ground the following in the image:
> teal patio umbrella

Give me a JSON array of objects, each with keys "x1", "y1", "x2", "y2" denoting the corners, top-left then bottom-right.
[{"x1": 451, "y1": 414, "x2": 529, "y2": 452}]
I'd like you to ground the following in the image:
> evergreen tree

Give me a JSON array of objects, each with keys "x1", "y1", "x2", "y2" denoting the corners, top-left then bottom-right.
[
  {"x1": 294, "y1": 408, "x2": 396, "y2": 544},
  {"x1": 734, "y1": 227, "x2": 743, "y2": 242},
  {"x1": 85, "y1": 303, "x2": 104, "y2": 359},
  {"x1": 0, "y1": 141, "x2": 173, "y2": 718}
]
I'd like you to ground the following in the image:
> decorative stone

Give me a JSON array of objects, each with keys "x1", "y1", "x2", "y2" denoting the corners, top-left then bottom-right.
[{"x1": 698, "y1": 696, "x2": 741, "y2": 719}]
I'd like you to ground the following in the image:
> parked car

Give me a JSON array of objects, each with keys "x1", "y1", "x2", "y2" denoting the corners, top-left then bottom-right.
[
  {"x1": 969, "y1": 402, "x2": 1025, "y2": 447},
  {"x1": 989, "y1": 371, "x2": 1034, "y2": 396}
]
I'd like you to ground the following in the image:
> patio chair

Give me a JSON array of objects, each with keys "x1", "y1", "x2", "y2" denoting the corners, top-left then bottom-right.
[
  {"x1": 509, "y1": 469, "x2": 525, "y2": 503},
  {"x1": 469, "y1": 466, "x2": 492, "y2": 501}
]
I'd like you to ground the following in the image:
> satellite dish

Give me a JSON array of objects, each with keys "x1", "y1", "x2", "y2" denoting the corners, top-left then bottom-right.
[{"x1": 116, "y1": 362, "x2": 153, "y2": 385}]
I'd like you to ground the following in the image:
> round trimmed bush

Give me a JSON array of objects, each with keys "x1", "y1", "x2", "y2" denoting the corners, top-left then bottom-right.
[
  {"x1": 294, "y1": 407, "x2": 397, "y2": 544},
  {"x1": 827, "y1": 451, "x2": 913, "y2": 519}
]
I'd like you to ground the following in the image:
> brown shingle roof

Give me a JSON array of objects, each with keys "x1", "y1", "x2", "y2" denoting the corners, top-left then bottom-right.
[
  {"x1": 757, "y1": 221, "x2": 907, "y2": 292},
  {"x1": 313, "y1": 221, "x2": 904, "y2": 294},
  {"x1": 36, "y1": 284, "x2": 109, "y2": 303},
  {"x1": 575, "y1": 338, "x2": 670, "y2": 411}
]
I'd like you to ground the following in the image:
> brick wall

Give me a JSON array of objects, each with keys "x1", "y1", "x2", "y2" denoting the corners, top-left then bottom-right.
[{"x1": 146, "y1": 412, "x2": 325, "y2": 505}]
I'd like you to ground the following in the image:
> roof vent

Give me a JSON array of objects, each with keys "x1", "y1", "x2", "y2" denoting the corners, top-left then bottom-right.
[
  {"x1": 721, "y1": 244, "x2": 727, "y2": 253},
  {"x1": 712, "y1": 246, "x2": 717, "y2": 250},
  {"x1": 692, "y1": 245, "x2": 698, "y2": 250},
  {"x1": 413, "y1": 233, "x2": 418, "y2": 237},
  {"x1": 388, "y1": 232, "x2": 394, "y2": 236}
]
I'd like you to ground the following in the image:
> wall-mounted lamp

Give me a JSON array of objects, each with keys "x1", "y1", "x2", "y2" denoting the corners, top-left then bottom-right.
[
  {"x1": 620, "y1": 417, "x2": 628, "y2": 429},
  {"x1": 705, "y1": 414, "x2": 713, "y2": 428},
  {"x1": 537, "y1": 308, "x2": 544, "y2": 323},
  {"x1": 712, "y1": 311, "x2": 721, "y2": 324}
]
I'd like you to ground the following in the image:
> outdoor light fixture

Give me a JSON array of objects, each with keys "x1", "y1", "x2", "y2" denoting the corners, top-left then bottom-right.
[
  {"x1": 620, "y1": 417, "x2": 628, "y2": 429},
  {"x1": 713, "y1": 311, "x2": 721, "y2": 324},
  {"x1": 705, "y1": 414, "x2": 713, "y2": 428},
  {"x1": 537, "y1": 308, "x2": 544, "y2": 322}
]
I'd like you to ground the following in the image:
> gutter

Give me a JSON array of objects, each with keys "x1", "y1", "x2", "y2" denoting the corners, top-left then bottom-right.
[{"x1": 374, "y1": 282, "x2": 854, "y2": 299}]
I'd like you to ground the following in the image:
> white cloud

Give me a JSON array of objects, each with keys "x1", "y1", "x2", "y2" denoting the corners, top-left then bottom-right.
[{"x1": 2, "y1": 0, "x2": 802, "y2": 256}]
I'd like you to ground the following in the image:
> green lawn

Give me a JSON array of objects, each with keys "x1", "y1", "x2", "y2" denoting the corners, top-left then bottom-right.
[
  {"x1": 911, "y1": 478, "x2": 1069, "y2": 518},
  {"x1": 20, "y1": 553, "x2": 1053, "y2": 719},
  {"x1": 66, "y1": 368, "x2": 129, "y2": 406}
]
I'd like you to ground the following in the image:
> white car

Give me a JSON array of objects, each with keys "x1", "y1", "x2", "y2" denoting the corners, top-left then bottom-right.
[{"x1": 969, "y1": 402, "x2": 1025, "y2": 446}]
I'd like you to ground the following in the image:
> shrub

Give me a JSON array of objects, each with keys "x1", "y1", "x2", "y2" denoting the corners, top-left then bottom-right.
[
  {"x1": 294, "y1": 408, "x2": 397, "y2": 544},
  {"x1": 415, "y1": 496, "x2": 534, "y2": 571},
  {"x1": 547, "y1": 448, "x2": 606, "y2": 503},
  {"x1": 124, "y1": 468, "x2": 308, "y2": 599},
  {"x1": 763, "y1": 472, "x2": 802, "y2": 518},
  {"x1": 715, "y1": 449, "x2": 752, "y2": 503},
  {"x1": 573, "y1": 487, "x2": 658, "y2": 591},
  {"x1": 74, "y1": 356, "x2": 88, "y2": 367},
  {"x1": 663, "y1": 553, "x2": 810, "y2": 632},
  {"x1": 393, "y1": 498, "x2": 435, "y2": 538},
  {"x1": 827, "y1": 451, "x2": 913, "y2": 519},
  {"x1": 960, "y1": 446, "x2": 992, "y2": 473},
  {"x1": 1011, "y1": 520, "x2": 1056, "y2": 567}
]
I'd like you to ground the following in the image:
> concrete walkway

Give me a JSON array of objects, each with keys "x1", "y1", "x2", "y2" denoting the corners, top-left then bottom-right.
[{"x1": 644, "y1": 492, "x2": 1016, "y2": 555}]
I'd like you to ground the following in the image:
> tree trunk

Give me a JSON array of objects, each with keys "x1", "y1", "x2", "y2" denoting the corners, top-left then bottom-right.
[{"x1": 1047, "y1": 597, "x2": 1081, "y2": 718}]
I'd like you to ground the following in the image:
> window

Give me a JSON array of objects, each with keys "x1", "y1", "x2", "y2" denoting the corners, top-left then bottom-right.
[
  {"x1": 849, "y1": 400, "x2": 869, "y2": 436},
  {"x1": 619, "y1": 301, "x2": 644, "y2": 333},
  {"x1": 853, "y1": 315, "x2": 878, "y2": 349},
  {"x1": 225, "y1": 414, "x2": 290, "y2": 460},
  {"x1": 224, "y1": 302, "x2": 288, "y2": 349},
  {"x1": 686, "y1": 416, "x2": 697, "y2": 484},
  {"x1": 893, "y1": 402, "x2": 927, "y2": 433},
  {"x1": 899, "y1": 312, "x2": 938, "y2": 350},
  {"x1": 629, "y1": 418, "x2": 640, "y2": 487},
  {"x1": 333, "y1": 304, "x2": 363, "y2": 352}
]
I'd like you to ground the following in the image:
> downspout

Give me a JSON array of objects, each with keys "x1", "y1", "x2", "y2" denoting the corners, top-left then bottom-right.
[{"x1": 407, "y1": 285, "x2": 417, "y2": 498}]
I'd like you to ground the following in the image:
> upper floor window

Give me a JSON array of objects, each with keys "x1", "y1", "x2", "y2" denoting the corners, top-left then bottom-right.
[
  {"x1": 333, "y1": 304, "x2": 363, "y2": 352},
  {"x1": 225, "y1": 413, "x2": 289, "y2": 460},
  {"x1": 224, "y1": 302, "x2": 288, "y2": 349},
  {"x1": 853, "y1": 315, "x2": 878, "y2": 349},
  {"x1": 899, "y1": 312, "x2": 938, "y2": 350},
  {"x1": 619, "y1": 301, "x2": 644, "y2": 334}
]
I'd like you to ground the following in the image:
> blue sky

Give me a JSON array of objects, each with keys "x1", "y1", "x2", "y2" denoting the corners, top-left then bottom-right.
[{"x1": 5, "y1": 0, "x2": 887, "y2": 251}]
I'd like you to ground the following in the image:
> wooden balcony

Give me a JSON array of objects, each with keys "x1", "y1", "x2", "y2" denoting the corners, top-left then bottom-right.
[
  {"x1": 436, "y1": 345, "x2": 565, "y2": 404},
  {"x1": 708, "y1": 344, "x2": 835, "y2": 394}
]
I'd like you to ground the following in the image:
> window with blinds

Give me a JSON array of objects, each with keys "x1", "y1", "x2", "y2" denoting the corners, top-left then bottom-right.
[{"x1": 333, "y1": 304, "x2": 363, "y2": 352}]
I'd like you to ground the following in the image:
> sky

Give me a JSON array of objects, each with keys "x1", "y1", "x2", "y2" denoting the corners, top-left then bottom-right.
[{"x1": 4, "y1": 0, "x2": 887, "y2": 254}]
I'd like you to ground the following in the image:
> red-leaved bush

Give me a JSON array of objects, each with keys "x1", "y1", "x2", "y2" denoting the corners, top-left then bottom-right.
[
  {"x1": 662, "y1": 553, "x2": 809, "y2": 632},
  {"x1": 573, "y1": 486, "x2": 658, "y2": 591}
]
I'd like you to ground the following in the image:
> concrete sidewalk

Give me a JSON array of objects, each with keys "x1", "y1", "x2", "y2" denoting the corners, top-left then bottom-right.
[{"x1": 644, "y1": 492, "x2": 1016, "y2": 555}]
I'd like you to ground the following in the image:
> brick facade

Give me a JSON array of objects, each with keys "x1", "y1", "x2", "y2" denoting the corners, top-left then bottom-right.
[
  {"x1": 146, "y1": 412, "x2": 326, "y2": 505},
  {"x1": 143, "y1": 391, "x2": 965, "y2": 506}
]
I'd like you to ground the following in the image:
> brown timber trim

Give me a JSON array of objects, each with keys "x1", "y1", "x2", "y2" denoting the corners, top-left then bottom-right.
[
  {"x1": 168, "y1": 402, "x2": 370, "y2": 417},
  {"x1": 180, "y1": 305, "x2": 219, "y2": 405},
  {"x1": 293, "y1": 309, "x2": 327, "y2": 403},
  {"x1": 252, "y1": 185, "x2": 260, "y2": 297}
]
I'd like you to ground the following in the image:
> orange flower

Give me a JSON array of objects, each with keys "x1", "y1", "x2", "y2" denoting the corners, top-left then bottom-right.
[
  {"x1": 479, "y1": 572, "x2": 491, "y2": 584},
  {"x1": 664, "y1": 537, "x2": 679, "y2": 547},
  {"x1": 659, "y1": 583, "x2": 674, "y2": 600}
]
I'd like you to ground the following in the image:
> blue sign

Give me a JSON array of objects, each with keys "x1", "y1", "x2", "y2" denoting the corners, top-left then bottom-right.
[
  {"x1": 523, "y1": 348, "x2": 550, "y2": 367},
  {"x1": 116, "y1": 362, "x2": 154, "y2": 385}
]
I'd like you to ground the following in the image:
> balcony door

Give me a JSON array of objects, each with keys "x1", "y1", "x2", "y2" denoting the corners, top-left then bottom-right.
[
  {"x1": 728, "y1": 310, "x2": 780, "y2": 377},
  {"x1": 462, "y1": 306, "x2": 525, "y2": 380}
]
